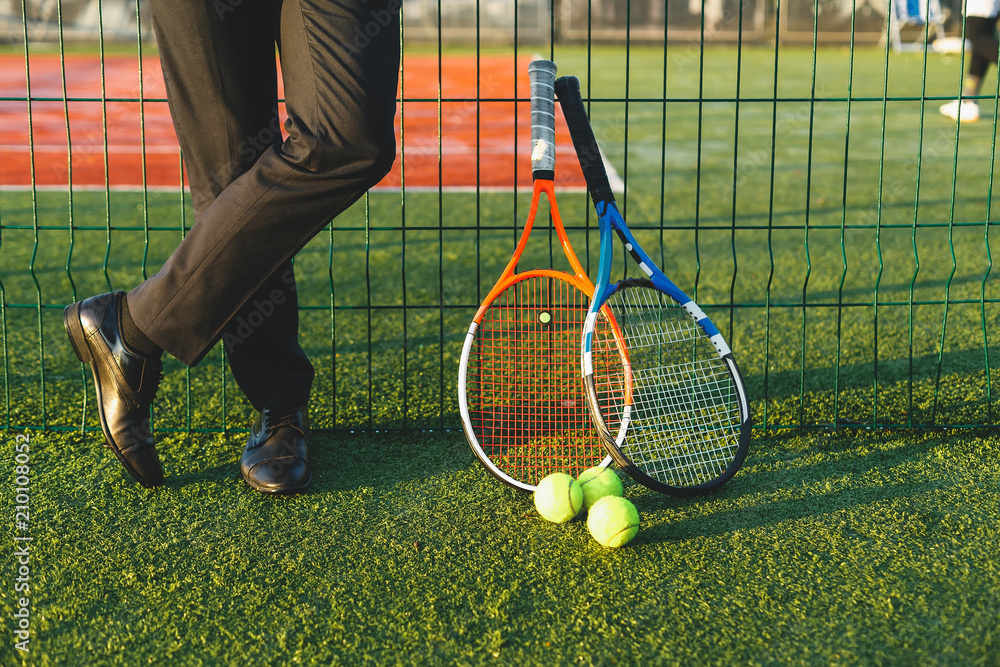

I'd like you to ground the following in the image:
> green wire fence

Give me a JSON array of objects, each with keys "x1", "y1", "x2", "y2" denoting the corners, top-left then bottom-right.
[{"x1": 0, "y1": 0, "x2": 997, "y2": 436}]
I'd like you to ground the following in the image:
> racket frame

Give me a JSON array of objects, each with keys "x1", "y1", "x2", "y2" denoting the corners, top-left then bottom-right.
[
  {"x1": 457, "y1": 61, "x2": 617, "y2": 492},
  {"x1": 557, "y1": 74, "x2": 752, "y2": 496}
]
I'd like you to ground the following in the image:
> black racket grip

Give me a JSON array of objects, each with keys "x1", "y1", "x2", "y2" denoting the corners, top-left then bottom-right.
[{"x1": 555, "y1": 75, "x2": 615, "y2": 207}]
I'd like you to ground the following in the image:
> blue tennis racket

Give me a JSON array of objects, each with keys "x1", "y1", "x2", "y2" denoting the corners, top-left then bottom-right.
[{"x1": 556, "y1": 75, "x2": 752, "y2": 496}]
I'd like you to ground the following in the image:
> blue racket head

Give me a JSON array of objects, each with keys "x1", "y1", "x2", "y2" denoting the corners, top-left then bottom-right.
[
  {"x1": 584, "y1": 273, "x2": 752, "y2": 496},
  {"x1": 558, "y1": 73, "x2": 751, "y2": 495},
  {"x1": 605, "y1": 203, "x2": 751, "y2": 494}
]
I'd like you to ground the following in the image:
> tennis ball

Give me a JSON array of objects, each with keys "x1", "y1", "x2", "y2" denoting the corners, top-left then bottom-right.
[
  {"x1": 576, "y1": 466, "x2": 623, "y2": 509},
  {"x1": 587, "y1": 496, "x2": 640, "y2": 548},
  {"x1": 533, "y1": 473, "x2": 583, "y2": 523}
]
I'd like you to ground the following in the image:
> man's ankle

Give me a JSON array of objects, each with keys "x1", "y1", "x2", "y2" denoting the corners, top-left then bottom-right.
[{"x1": 120, "y1": 295, "x2": 163, "y2": 358}]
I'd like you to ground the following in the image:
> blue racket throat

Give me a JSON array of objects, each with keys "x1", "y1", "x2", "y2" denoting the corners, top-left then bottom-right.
[
  {"x1": 581, "y1": 208, "x2": 618, "y2": 365},
  {"x1": 598, "y1": 197, "x2": 731, "y2": 355},
  {"x1": 591, "y1": 211, "x2": 617, "y2": 303}
]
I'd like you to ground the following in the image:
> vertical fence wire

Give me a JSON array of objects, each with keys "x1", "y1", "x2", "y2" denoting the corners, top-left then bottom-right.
[
  {"x1": 179, "y1": 156, "x2": 192, "y2": 433},
  {"x1": 364, "y1": 192, "x2": 374, "y2": 430},
  {"x1": 833, "y1": 4, "x2": 859, "y2": 429},
  {"x1": 398, "y1": 9, "x2": 408, "y2": 429},
  {"x1": 327, "y1": 210, "x2": 338, "y2": 430},
  {"x1": 873, "y1": 13, "x2": 891, "y2": 427},
  {"x1": 436, "y1": 0, "x2": 446, "y2": 429},
  {"x1": 728, "y1": 0, "x2": 745, "y2": 351},
  {"x1": 19, "y1": 0, "x2": 38, "y2": 432},
  {"x1": 693, "y1": 0, "x2": 706, "y2": 337},
  {"x1": 764, "y1": 0, "x2": 781, "y2": 429},
  {"x1": 622, "y1": 0, "x2": 631, "y2": 223},
  {"x1": 799, "y1": 0, "x2": 820, "y2": 426},
  {"x1": 983, "y1": 74, "x2": 999, "y2": 425},
  {"x1": 657, "y1": 10, "x2": 669, "y2": 274},
  {"x1": 908, "y1": 9, "x2": 933, "y2": 428}
]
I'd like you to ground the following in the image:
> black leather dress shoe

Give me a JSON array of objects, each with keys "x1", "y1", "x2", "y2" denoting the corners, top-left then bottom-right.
[
  {"x1": 64, "y1": 292, "x2": 164, "y2": 488},
  {"x1": 241, "y1": 406, "x2": 312, "y2": 495}
]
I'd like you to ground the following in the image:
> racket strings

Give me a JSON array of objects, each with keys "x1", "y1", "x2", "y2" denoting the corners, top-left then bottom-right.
[
  {"x1": 467, "y1": 275, "x2": 619, "y2": 486},
  {"x1": 603, "y1": 285, "x2": 742, "y2": 488}
]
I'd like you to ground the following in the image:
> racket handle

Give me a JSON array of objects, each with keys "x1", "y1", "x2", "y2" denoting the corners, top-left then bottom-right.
[
  {"x1": 528, "y1": 59, "x2": 557, "y2": 181},
  {"x1": 555, "y1": 75, "x2": 615, "y2": 206}
]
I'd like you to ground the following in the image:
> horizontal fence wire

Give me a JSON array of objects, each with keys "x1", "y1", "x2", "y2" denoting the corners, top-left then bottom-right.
[{"x1": 0, "y1": 0, "x2": 997, "y2": 435}]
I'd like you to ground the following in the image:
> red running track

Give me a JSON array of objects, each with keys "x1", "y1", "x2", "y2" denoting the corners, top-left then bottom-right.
[{"x1": 0, "y1": 53, "x2": 589, "y2": 192}]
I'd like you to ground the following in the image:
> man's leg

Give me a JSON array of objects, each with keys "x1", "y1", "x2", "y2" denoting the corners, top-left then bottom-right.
[
  {"x1": 131, "y1": 0, "x2": 398, "y2": 493},
  {"x1": 222, "y1": 0, "x2": 401, "y2": 493},
  {"x1": 222, "y1": 260, "x2": 313, "y2": 411},
  {"x1": 942, "y1": 2, "x2": 1000, "y2": 121},
  {"x1": 63, "y1": 0, "x2": 289, "y2": 487},
  {"x1": 127, "y1": 0, "x2": 400, "y2": 368},
  {"x1": 964, "y1": 15, "x2": 1000, "y2": 97},
  {"x1": 145, "y1": 0, "x2": 315, "y2": 410}
]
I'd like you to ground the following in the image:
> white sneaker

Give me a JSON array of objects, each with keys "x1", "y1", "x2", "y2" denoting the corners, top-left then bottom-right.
[{"x1": 939, "y1": 99, "x2": 980, "y2": 122}]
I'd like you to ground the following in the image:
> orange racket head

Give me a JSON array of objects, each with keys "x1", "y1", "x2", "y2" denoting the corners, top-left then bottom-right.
[
  {"x1": 458, "y1": 272, "x2": 623, "y2": 490},
  {"x1": 457, "y1": 60, "x2": 625, "y2": 491}
]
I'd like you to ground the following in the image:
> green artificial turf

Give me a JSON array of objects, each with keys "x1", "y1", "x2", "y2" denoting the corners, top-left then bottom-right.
[
  {"x1": 0, "y1": 43, "x2": 998, "y2": 663},
  {"x1": 0, "y1": 427, "x2": 998, "y2": 664}
]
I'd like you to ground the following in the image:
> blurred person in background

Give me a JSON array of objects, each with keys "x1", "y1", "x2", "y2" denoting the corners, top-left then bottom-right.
[{"x1": 939, "y1": 0, "x2": 1000, "y2": 121}]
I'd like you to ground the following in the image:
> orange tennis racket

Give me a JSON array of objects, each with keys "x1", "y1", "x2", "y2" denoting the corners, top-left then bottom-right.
[{"x1": 457, "y1": 60, "x2": 626, "y2": 492}]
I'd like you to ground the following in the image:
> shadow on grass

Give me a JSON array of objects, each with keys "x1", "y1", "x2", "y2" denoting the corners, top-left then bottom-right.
[
  {"x1": 749, "y1": 347, "x2": 996, "y2": 398},
  {"x1": 629, "y1": 428, "x2": 949, "y2": 545},
  {"x1": 660, "y1": 479, "x2": 942, "y2": 544},
  {"x1": 135, "y1": 429, "x2": 476, "y2": 495}
]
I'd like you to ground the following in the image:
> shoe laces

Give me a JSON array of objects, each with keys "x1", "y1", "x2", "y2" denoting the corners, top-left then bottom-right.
[
  {"x1": 137, "y1": 359, "x2": 164, "y2": 405},
  {"x1": 262, "y1": 407, "x2": 306, "y2": 437}
]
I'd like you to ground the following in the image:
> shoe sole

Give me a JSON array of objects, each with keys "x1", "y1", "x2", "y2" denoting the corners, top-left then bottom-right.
[
  {"x1": 64, "y1": 302, "x2": 160, "y2": 489},
  {"x1": 241, "y1": 470, "x2": 313, "y2": 496},
  {"x1": 939, "y1": 109, "x2": 979, "y2": 123}
]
